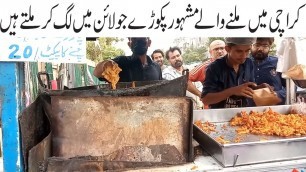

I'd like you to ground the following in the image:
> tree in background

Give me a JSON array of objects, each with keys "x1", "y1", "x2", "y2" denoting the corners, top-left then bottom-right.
[
  {"x1": 183, "y1": 45, "x2": 207, "y2": 64},
  {"x1": 173, "y1": 37, "x2": 208, "y2": 64},
  {"x1": 86, "y1": 37, "x2": 125, "y2": 63},
  {"x1": 269, "y1": 43, "x2": 277, "y2": 56}
]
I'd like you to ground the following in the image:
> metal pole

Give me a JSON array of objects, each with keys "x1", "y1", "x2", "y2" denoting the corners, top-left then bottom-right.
[
  {"x1": 0, "y1": 62, "x2": 25, "y2": 172},
  {"x1": 286, "y1": 78, "x2": 290, "y2": 104}
]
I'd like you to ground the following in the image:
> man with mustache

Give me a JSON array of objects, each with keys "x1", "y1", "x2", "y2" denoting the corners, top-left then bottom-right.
[
  {"x1": 189, "y1": 40, "x2": 227, "y2": 84},
  {"x1": 94, "y1": 37, "x2": 162, "y2": 82},
  {"x1": 162, "y1": 46, "x2": 187, "y2": 80},
  {"x1": 162, "y1": 46, "x2": 201, "y2": 107},
  {"x1": 250, "y1": 37, "x2": 286, "y2": 105},
  {"x1": 151, "y1": 49, "x2": 167, "y2": 71},
  {"x1": 202, "y1": 37, "x2": 269, "y2": 109},
  {"x1": 188, "y1": 40, "x2": 227, "y2": 99}
]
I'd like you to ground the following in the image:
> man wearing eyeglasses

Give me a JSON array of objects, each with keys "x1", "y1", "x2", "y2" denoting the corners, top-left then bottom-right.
[
  {"x1": 187, "y1": 40, "x2": 227, "y2": 107},
  {"x1": 250, "y1": 37, "x2": 286, "y2": 105},
  {"x1": 189, "y1": 40, "x2": 227, "y2": 84}
]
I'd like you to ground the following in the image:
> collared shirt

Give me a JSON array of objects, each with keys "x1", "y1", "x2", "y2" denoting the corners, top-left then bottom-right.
[
  {"x1": 162, "y1": 65, "x2": 201, "y2": 108},
  {"x1": 108, "y1": 55, "x2": 162, "y2": 82},
  {"x1": 161, "y1": 65, "x2": 167, "y2": 71},
  {"x1": 251, "y1": 56, "x2": 286, "y2": 105},
  {"x1": 162, "y1": 65, "x2": 189, "y2": 80},
  {"x1": 189, "y1": 58, "x2": 214, "y2": 82},
  {"x1": 202, "y1": 56, "x2": 255, "y2": 109}
]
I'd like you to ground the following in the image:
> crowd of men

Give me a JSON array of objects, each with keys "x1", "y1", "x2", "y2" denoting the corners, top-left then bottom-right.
[{"x1": 94, "y1": 37, "x2": 286, "y2": 109}]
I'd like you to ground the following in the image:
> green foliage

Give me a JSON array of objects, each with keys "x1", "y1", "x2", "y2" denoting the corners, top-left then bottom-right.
[
  {"x1": 172, "y1": 37, "x2": 208, "y2": 64},
  {"x1": 86, "y1": 37, "x2": 125, "y2": 63},
  {"x1": 269, "y1": 43, "x2": 277, "y2": 56},
  {"x1": 183, "y1": 46, "x2": 207, "y2": 64}
]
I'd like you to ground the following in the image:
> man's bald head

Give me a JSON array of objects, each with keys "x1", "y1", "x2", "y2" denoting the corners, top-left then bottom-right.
[
  {"x1": 209, "y1": 40, "x2": 226, "y2": 59},
  {"x1": 210, "y1": 40, "x2": 225, "y2": 50}
]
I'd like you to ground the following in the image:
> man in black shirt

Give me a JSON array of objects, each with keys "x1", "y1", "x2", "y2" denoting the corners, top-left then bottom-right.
[
  {"x1": 94, "y1": 37, "x2": 162, "y2": 82},
  {"x1": 202, "y1": 37, "x2": 259, "y2": 108}
]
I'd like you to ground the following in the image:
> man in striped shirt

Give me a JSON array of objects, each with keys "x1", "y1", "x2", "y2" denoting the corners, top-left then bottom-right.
[
  {"x1": 189, "y1": 40, "x2": 227, "y2": 83},
  {"x1": 187, "y1": 40, "x2": 227, "y2": 102}
]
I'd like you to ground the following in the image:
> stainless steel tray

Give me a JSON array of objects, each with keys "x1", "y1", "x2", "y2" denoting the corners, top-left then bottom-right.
[{"x1": 193, "y1": 105, "x2": 306, "y2": 167}]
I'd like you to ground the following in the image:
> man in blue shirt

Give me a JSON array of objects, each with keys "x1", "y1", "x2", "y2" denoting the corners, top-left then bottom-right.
[
  {"x1": 251, "y1": 37, "x2": 286, "y2": 105},
  {"x1": 202, "y1": 37, "x2": 259, "y2": 109},
  {"x1": 94, "y1": 37, "x2": 162, "y2": 82}
]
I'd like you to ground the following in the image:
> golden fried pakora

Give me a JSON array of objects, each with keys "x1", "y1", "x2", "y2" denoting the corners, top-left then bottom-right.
[
  {"x1": 101, "y1": 63, "x2": 122, "y2": 89},
  {"x1": 230, "y1": 108, "x2": 306, "y2": 137}
]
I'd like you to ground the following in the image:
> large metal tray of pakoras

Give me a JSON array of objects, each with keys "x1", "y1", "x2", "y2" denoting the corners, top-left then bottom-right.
[{"x1": 193, "y1": 105, "x2": 306, "y2": 167}]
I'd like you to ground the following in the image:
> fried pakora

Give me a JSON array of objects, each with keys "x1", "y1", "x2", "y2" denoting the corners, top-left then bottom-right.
[
  {"x1": 101, "y1": 63, "x2": 122, "y2": 89},
  {"x1": 230, "y1": 108, "x2": 306, "y2": 137},
  {"x1": 194, "y1": 120, "x2": 216, "y2": 134}
]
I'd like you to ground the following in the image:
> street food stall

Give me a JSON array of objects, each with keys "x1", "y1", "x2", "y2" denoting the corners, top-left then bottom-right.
[
  {"x1": 7, "y1": 37, "x2": 306, "y2": 172},
  {"x1": 17, "y1": 73, "x2": 306, "y2": 172}
]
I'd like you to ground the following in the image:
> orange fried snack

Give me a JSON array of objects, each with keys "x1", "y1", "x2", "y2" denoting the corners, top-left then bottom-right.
[
  {"x1": 221, "y1": 124, "x2": 228, "y2": 130},
  {"x1": 101, "y1": 63, "x2": 122, "y2": 89},
  {"x1": 190, "y1": 166, "x2": 198, "y2": 170},
  {"x1": 194, "y1": 120, "x2": 216, "y2": 134},
  {"x1": 215, "y1": 135, "x2": 230, "y2": 144},
  {"x1": 234, "y1": 135, "x2": 245, "y2": 143},
  {"x1": 230, "y1": 108, "x2": 306, "y2": 137},
  {"x1": 234, "y1": 136, "x2": 241, "y2": 143}
]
